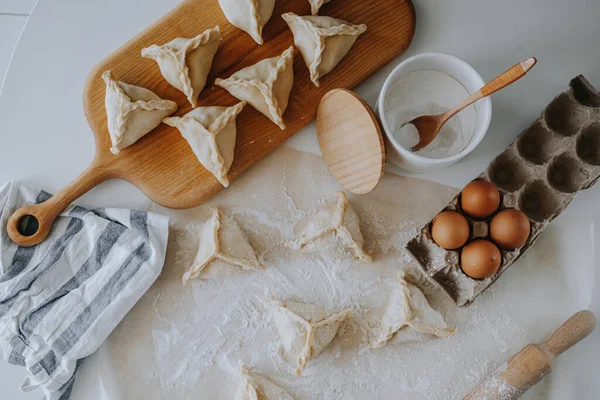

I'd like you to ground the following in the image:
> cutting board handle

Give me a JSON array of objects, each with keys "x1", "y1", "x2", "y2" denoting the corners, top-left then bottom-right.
[{"x1": 7, "y1": 161, "x2": 113, "y2": 247}]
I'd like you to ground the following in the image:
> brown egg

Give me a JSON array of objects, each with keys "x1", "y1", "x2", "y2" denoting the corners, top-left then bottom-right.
[
  {"x1": 461, "y1": 239, "x2": 502, "y2": 279},
  {"x1": 490, "y1": 209, "x2": 531, "y2": 249},
  {"x1": 431, "y1": 211, "x2": 470, "y2": 250},
  {"x1": 460, "y1": 180, "x2": 500, "y2": 219}
]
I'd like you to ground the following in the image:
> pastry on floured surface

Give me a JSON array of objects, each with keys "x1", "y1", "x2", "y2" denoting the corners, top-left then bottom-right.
[
  {"x1": 267, "y1": 297, "x2": 351, "y2": 376},
  {"x1": 163, "y1": 102, "x2": 245, "y2": 187},
  {"x1": 286, "y1": 191, "x2": 372, "y2": 263},
  {"x1": 282, "y1": 13, "x2": 366, "y2": 87},
  {"x1": 235, "y1": 364, "x2": 294, "y2": 400},
  {"x1": 370, "y1": 271, "x2": 455, "y2": 349},
  {"x1": 102, "y1": 70, "x2": 178, "y2": 155},
  {"x1": 215, "y1": 47, "x2": 294, "y2": 130},
  {"x1": 218, "y1": 0, "x2": 275, "y2": 45},
  {"x1": 182, "y1": 208, "x2": 262, "y2": 284},
  {"x1": 142, "y1": 27, "x2": 221, "y2": 108}
]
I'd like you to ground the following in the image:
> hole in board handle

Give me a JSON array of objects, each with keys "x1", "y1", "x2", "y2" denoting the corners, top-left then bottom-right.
[{"x1": 17, "y1": 215, "x2": 39, "y2": 237}]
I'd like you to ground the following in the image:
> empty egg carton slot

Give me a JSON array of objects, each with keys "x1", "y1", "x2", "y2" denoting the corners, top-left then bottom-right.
[
  {"x1": 518, "y1": 180, "x2": 566, "y2": 222},
  {"x1": 516, "y1": 122, "x2": 561, "y2": 165},
  {"x1": 572, "y1": 76, "x2": 600, "y2": 107},
  {"x1": 547, "y1": 153, "x2": 592, "y2": 193},
  {"x1": 487, "y1": 149, "x2": 531, "y2": 192},
  {"x1": 577, "y1": 123, "x2": 600, "y2": 165},
  {"x1": 545, "y1": 93, "x2": 589, "y2": 137},
  {"x1": 407, "y1": 75, "x2": 600, "y2": 306}
]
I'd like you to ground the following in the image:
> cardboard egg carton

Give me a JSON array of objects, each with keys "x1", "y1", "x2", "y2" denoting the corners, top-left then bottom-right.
[{"x1": 407, "y1": 75, "x2": 600, "y2": 306}]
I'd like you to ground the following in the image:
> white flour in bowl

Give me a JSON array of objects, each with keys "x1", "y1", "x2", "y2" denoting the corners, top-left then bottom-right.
[{"x1": 383, "y1": 70, "x2": 477, "y2": 159}]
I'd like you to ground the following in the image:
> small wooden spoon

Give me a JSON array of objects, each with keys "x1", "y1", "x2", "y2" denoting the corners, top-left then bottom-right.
[{"x1": 410, "y1": 57, "x2": 537, "y2": 151}]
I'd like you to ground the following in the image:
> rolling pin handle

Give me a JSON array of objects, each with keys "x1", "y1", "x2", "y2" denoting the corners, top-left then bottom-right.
[
  {"x1": 543, "y1": 310, "x2": 597, "y2": 356},
  {"x1": 6, "y1": 162, "x2": 112, "y2": 247}
]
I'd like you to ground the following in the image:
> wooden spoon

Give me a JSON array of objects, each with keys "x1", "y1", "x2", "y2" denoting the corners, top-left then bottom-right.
[
  {"x1": 410, "y1": 57, "x2": 537, "y2": 151},
  {"x1": 463, "y1": 310, "x2": 597, "y2": 400}
]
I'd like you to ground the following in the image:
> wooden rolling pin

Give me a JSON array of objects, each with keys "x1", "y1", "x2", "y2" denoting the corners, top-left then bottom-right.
[{"x1": 463, "y1": 310, "x2": 597, "y2": 400}]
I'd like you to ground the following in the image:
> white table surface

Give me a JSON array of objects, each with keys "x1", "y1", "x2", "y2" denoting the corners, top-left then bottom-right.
[
  {"x1": 0, "y1": 0, "x2": 599, "y2": 398},
  {"x1": 0, "y1": 1, "x2": 34, "y2": 92}
]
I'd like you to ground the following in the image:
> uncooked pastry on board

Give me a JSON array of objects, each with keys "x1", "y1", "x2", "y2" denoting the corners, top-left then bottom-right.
[
  {"x1": 182, "y1": 208, "x2": 262, "y2": 284},
  {"x1": 218, "y1": 0, "x2": 275, "y2": 45},
  {"x1": 142, "y1": 27, "x2": 221, "y2": 108},
  {"x1": 308, "y1": 0, "x2": 331, "y2": 15},
  {"x1": 235, "y1": 364, "x2": 294, "y2": 400},
  {"x1": 282, "y1": 13, "x2": 366, "y2": 87},
  {"x1": 286, "y1": 191, "x2": 372, "y2": 263},
  {"x1": 163, "y1": 102, "x2": 246, "y2": 187},
  {"x1": 267, "y1": 297, "x2": 351, "y2": 376},
  {"x1": 370, "y1": 271, "x2": 455, "y2": 349},
  {"x1": 102, "y1": 71, "x2": 178, "y2": 155},
  {"x1": 215, "y1": 47, "x2": 294, "y2": 130}
]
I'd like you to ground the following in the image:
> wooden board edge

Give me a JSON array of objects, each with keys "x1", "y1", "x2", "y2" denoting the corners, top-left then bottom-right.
[{"x1": 80, "y1": 0, "x2": 417, "y2": 209}]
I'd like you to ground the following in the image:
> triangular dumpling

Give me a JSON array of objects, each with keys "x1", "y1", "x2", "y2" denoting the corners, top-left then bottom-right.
[
  {"x1": 218, "y1": 0, "x2": 275, "y2": 45},
  {"x1": 286, "y1": 191, "x2": 372, "y2": 263},
  {"x1": 308, "y1": 0, "x2": 331, "y2": 15},
  {"x1": 102, "y1": 70, "x2": 178, "y2": 155},
  {"x1": 282, "y1": 13, "x2": 366, "y2": 87},
  {"x1": 141, "y1": 27, "x2": 221, "y2": 108},
  {"x1": 182, "y1": 208, "x2": 262, "y2": 284},
  {"x1": 267, "y1": 297, "x2": 351, "y2": 376},
  {"x1": 215, "y1": 47, "x2": 294, "y2": 130},
  {"x1": 235, "y1": 365, "x2": 294, "y2": 400},
  {"x1": 163, "y1": 102, "x2": 245, "y2": 187},
  {"x1": 370, "y1": 271, "x2": 455, "y2": 349}
]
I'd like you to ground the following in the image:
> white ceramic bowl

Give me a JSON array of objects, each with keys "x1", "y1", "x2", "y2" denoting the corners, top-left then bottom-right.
[{"x1": 377, "y1": 53, "x2": 492, "y2": 172}]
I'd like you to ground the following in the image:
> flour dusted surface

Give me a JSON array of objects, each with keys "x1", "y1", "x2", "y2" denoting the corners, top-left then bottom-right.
[{"x1": 105, "y1": 149, "x2": 589, "y2": 399}]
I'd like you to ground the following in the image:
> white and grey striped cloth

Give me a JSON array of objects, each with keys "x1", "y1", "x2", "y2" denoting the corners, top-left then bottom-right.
[{"x1": 0, "y1": 181, "x2": 169, "y2": 399}]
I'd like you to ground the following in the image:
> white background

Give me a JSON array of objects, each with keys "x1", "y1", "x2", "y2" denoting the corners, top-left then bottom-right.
[
  {"x1": 0, "y1": 1, "x2": 36, "y2": 91},
  {"x1": 0, "y1": 0, "x2": 599, "y2": 399}
]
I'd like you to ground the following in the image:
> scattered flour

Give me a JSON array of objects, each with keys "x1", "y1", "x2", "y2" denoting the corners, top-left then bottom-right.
[
  {"x1": 467, "y1": 365, "x2": 521, "y2": 400},
  {"x1": 100, "y1": 150, "x2": 588, "y2": 400},
  {"x1": 396, "y1": 122, "x2": 421, "y2": 150}
]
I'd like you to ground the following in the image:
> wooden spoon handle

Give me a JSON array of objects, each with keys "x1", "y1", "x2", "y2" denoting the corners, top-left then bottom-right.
[
  {"x1": 7, "y1": 161, "x2": 113, "y2": 247},
  {"x1": 481, "y1": 57, "x2": 537, "y2": 96},
  {"x1": 542, "y1": 310, "x2": 597, "y2": 356},
  {"x1": 443, "y1": 57, "x2": 537, "y2": 123}
]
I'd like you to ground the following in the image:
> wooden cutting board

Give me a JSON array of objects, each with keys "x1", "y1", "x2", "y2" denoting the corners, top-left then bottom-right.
[{"x1": 7, "y1": 0, "x2": 415, "y2": 247}]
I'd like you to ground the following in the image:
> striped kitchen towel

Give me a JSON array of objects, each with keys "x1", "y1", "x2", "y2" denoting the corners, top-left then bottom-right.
[{"x1": 0, "y1": 181, "x2": 169, "y2": 399}]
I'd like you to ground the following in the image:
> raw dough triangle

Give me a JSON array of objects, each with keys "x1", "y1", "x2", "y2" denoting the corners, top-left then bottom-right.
[
  {"x1": 282, "y1": 13, "x2": 366, "y2": 87},
  {"x1": 370, "y1": 271, "x2": 455, "y2": 349},
  {"x1": 163, "y1": 102, "x2": 245, "y2": 187},
  {"x1": 286, "y1": 191, "x2": 372, "y2": 263},
  {"x1": 215, "y1": 46, "x2": 294, "y2": 130},
  {"x1": 182, "y1": 208, "x2": 262, "y2": 284},
  {"x1": 308, "y1": 0, "x2": 330, "y2": 15},
  {"x1": 142, "y1": 26, "x2": 221, "y2": 108},
  {"x1": 102, "y1": 70, "x2": 178, "y2": 155},
  {"x1": 218, "y1": 0, "x2": 275, "y2": 45},
  {"x1": 235, "y1": 365, "x2": 294, "y2": 400},
  {"x1": 267, "y1": 297, "x2": 351, "y2": 376}
]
